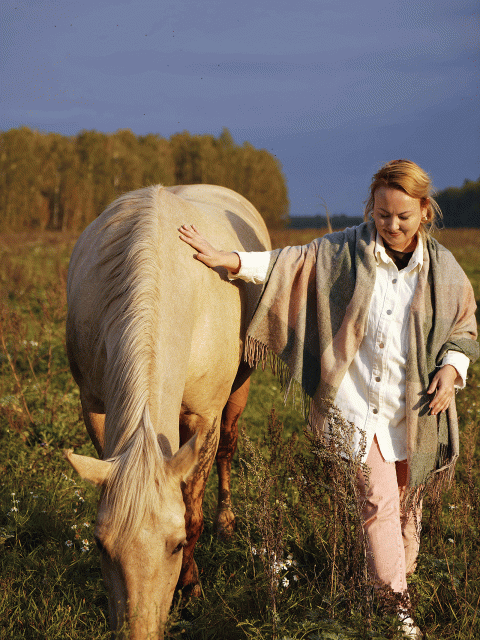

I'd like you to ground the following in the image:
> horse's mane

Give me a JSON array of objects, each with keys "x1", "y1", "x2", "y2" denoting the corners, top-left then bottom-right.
[{"x1": 93, "y1": 185, "x2": 167, "y2": 554}]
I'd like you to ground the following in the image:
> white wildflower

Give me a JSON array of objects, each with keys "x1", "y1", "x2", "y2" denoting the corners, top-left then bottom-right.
[
  {"x1": 65, "y1": 540, "x2": 73, "y2": 547},
  {"x1": 282, "y1": 577, "x2": 289, "y2": 587}
]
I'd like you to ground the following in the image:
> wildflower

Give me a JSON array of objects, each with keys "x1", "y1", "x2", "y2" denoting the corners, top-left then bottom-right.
[
  {"x1": 282, "y1": 577, "x2": 289, "y2": 588},
  {"x1": 251, "y1": 546, "x2": 257, "y2": 555},
  {"x1": 65, "y1": 540, "x2": 73, "y2": 547},
  {"x1": 83, "y1": 522, "x2": 90, "y2": 528},
  {"x1": 293, "y1": 574, "x2": 299, "y2": 582},
  {"x1": 80, "y1": 539, "x2": 90, "y2": 553},
  {"x1": 10, "y1": 507, "x2": 18, "y2": 512},
  {"x1": 448, "y1": 538, "x2": 454, "y2": 543},
  {"x1": 71, "y1": 524, "x2": 78, "y2": 530}
]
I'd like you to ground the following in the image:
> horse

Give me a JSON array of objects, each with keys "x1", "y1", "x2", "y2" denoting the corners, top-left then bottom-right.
[{"x1": 64, "y1": 184, "x2": 271, "y2": 639}]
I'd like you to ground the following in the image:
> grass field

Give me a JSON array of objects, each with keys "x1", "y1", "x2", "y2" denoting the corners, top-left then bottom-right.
[{"x1": 0, "y1": 228, "x2": 479, "y2": 639}]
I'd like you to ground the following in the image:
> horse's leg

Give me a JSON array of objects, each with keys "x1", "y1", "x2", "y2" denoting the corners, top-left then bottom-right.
[
  {"x1": 178, "y1": 414, "x2": 220, "y2": 598},
  {"x1": 214, "y1": 375, "x2": 251, "y2": 539},
  {"x1": 80, "y1": 389, "x2": 105, "y2": 457}
]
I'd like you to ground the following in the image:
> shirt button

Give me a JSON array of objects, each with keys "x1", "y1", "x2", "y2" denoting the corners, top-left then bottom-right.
[
  {"x1": 386, "y1": 309, "x2": 392, "y2": 315},
  {"x1": 379, "y1": 342, "x2": 385, "y2": 349},
  {"x1": 392, "y1": 278, "x2": 397, "y2": 284},
  {"x1": 375, "y1": 376, "x2": 381, "y2": 382},
  {"x1": 372, "y1": 408, "x2": 378, "y2": 414}
]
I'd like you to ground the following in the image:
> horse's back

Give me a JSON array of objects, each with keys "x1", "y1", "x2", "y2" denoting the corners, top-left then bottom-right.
[{"x1": 66, "y1": 184, "x2": 270, "y2": 432}]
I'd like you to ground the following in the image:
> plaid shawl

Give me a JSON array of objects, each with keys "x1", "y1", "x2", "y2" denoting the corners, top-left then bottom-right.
[{"x1": 245, "y1": 221, "x2": 479, "y2": 492}]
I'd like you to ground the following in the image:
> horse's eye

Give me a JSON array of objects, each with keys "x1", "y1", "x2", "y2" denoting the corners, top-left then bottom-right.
[{"x1": 172, "y1": 540, "x2": 186, "y2": 555}]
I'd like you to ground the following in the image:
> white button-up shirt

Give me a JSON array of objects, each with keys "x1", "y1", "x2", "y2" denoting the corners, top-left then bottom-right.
[{"x1": 230, "y1": 233, "x2": 470, "y2": 462}]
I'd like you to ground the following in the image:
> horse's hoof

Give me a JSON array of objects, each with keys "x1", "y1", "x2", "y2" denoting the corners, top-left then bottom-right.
[
  {"x1": 180, "y1": 582, "x2": 202, "y2": 602},
  {"x1": 215, "y1": 521, "x2": 235, "y2": 541},
  {"x1": 214, "y1": 508, "x2": 235, "y2": 541}
]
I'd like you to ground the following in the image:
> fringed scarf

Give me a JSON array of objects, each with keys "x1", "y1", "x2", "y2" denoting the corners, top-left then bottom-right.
[{"x1": 245, "y1": 221, "x2": 479, "y2": 496}]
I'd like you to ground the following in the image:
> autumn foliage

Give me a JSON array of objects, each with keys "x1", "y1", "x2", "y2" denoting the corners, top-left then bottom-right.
[{"x1": 0, "y1": 126, "x2": 289, "y2": 232}]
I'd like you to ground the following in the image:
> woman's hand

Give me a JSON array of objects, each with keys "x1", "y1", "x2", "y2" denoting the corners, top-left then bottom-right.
[
  {"x1": 427, "y1": 364, "x2": 458, "y2": 415},
  {"x1": 178, "y1": 224, "x2": 241, "y2": 272}
]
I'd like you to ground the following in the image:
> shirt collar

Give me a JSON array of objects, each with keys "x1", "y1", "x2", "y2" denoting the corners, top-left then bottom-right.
[{"x1": 374, "y1": 232, "x2": 424, "y2": 272}]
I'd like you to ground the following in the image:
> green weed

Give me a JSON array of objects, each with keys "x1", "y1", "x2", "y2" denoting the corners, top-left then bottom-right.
[{"x1": 1, "y1": 230, "x2": 479, "y2": 639}]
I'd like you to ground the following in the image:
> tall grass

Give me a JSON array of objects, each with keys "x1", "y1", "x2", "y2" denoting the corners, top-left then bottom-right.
[{"x1": 1, "y1": 230, "x2": 479, "y2": 639}]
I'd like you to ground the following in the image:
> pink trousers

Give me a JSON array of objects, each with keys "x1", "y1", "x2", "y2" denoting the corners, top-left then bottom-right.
[{"x1": 357, "y1": 436, "x2": 422, "y2": 594}]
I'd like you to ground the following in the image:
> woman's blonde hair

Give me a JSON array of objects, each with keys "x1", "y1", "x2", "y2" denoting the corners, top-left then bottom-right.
[{"x1": 364, "y1": 159, "x2": 442, "y2": 233}]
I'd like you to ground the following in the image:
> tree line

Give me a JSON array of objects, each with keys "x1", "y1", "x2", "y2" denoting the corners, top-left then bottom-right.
[
  {"x1": 0, "y1": 127, "x2": 289, "y2": 232},
  {"x1": 289, "y1": 179, "x2": 480, "y2": 230},
  {"x1": 435, "y1": 179, "x2": 480, "y2": 228},
  {"x1": 1, "y1": 126, "x2": 477, "y2": 232}
]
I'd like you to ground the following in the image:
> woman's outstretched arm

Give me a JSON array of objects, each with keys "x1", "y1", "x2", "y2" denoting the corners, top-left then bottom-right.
[{"x1": 178, "y1": 224, "x2": 241, "y2": 273}]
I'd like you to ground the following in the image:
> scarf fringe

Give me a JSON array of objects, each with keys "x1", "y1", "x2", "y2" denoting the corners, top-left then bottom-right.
[
  {"x1": 245, "y1": 335, "x2": 315, "y2": 422},
  {"x1": 245, "y1": 336, "x2": 459, "y2": 504},
  {"x1": 400, "y1": 455, "x2": 458, "y2": 516}
]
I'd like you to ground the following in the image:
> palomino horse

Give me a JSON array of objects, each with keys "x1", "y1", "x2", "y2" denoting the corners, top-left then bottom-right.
[{"x1": 64, "y1": 184, "x2": 270, "y2": 638}]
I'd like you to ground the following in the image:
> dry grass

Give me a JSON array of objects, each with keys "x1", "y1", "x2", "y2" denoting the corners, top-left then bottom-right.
[{"x1": 0, "y1": 228, "x2": 479, "y2": 639}]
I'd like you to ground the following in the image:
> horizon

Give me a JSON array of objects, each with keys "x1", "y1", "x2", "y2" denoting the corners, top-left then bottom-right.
[{"x1": 1, "y1": 0, "x2": 478, "y2": 217}]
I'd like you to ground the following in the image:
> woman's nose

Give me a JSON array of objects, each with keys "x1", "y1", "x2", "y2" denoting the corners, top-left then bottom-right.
[{"x1": 386, "y1": 217, "x2": 399, "y2": 231}]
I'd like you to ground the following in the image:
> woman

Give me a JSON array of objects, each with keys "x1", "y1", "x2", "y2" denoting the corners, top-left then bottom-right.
[{"x1": 178, "y1": 160, "x2": 478, "y2": 638}]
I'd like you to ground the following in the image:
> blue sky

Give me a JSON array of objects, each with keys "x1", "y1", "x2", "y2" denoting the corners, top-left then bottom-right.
[{"x1": 1, "y1": 0, "x2": 478, "y2": 216}]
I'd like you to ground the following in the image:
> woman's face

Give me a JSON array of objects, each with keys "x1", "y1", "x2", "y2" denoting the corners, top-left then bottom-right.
[{"x1": 372, "y1": 186, "x2": 427, "y2": 252}]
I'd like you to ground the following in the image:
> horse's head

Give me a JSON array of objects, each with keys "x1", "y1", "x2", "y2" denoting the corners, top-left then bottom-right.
[{"x1": 64, "y1": 434, "x2": 200, "y2": 639}]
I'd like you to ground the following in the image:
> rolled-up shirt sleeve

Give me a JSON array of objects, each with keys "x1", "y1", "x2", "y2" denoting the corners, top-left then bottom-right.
[
  {"x1": 227, "y1": 250, "x2": 273, "y2": 284},
  {"x1": 441, "y1": 350, "x2": 470, "y2": 388}
]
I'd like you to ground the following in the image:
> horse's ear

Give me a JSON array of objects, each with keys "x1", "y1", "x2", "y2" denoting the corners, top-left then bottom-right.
[
  {"x1": 63, "y1": 449, "x2": 112, "y2": 486},
  {"x1": 166, "y1": 433, "x2": 201, "y2": 484}
]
